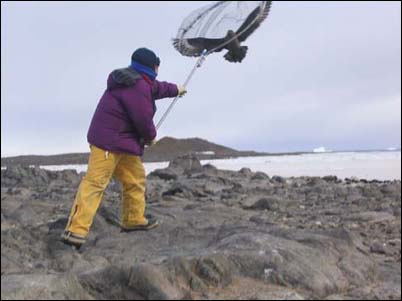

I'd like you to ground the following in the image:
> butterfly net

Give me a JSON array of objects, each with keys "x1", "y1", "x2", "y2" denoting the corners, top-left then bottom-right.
[{"x1": 176, "y1": 1, "x2": 268, "y2": 41}]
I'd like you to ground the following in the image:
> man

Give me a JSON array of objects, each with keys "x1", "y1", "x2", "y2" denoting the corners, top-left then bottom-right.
[{"x1": 61, "y1": 48, "x2": 187, "y2": 248}]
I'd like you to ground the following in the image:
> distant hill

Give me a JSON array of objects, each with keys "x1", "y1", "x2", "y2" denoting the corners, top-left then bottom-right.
[
  {"x1": 142, "y1": 137, "x2": 264, "y2": 162},
  {"x1": 1, "y1": 137, "x2": 267, "y2": 167}
]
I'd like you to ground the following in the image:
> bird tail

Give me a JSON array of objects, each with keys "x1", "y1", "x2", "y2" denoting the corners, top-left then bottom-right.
[{"x1": 224, "y1": 46, "x2": 248, "y2": 63}]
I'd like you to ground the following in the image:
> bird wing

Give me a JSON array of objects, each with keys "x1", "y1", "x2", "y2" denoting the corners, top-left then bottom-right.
[
  {"x1": 235, "y1": 1, "x2": 272, "y2": 43},
  {"x1": 173, "y1": 37, "x2": 226, "y2": 57}
]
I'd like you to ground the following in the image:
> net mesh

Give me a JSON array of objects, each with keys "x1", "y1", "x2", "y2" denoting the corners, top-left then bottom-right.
[{"x1": 176, "y1": 1, "x2": 266, "y2": 40}]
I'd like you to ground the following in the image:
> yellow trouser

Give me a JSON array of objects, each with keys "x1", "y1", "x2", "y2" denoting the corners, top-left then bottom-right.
[{"x1": 65, "y1": 145, "x2": 148, "y2": 236}]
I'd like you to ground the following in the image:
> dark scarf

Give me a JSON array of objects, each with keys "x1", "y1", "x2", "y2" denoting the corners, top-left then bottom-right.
[{"x1": 131, "y1": 61, "x2": 157, "y2": 81}]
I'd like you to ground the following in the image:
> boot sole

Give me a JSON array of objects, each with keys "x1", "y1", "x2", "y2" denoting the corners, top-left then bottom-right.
[{"x1": 121, "y1": 221, "x2": 159, "y2": 232}]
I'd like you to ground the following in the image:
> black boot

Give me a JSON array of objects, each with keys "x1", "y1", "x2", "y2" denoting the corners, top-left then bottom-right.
[{"x1": 60, "y1": 231, "x2": 86, "y2": 249}]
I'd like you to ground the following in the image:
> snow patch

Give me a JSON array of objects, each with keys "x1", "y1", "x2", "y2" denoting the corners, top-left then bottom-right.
[
  {"x1": 313, "y1": 147, "x2": 332, "y2": 153},
  {"x1": 196, "y1": 151, "x2": 215, "y2": 155}
]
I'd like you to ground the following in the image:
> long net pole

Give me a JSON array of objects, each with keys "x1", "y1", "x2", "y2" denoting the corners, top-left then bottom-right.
[{"x1": 156, "y1": 49, "x2": 208, "y2": 130}]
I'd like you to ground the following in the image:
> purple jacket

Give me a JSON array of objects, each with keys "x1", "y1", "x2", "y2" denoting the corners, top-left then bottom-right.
[{"x1": 87, "y1": 68, "x2": 178, "y2": 156}]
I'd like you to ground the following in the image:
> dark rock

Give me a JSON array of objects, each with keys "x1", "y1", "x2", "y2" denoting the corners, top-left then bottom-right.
[
  {"x1": 323, "y1": 175, "x2": 338, "y2": 182},
  {"x1": 1, "y1": 166, "x2": 52, "y2": 187},
  {"x1": 168, "y1": 154, "x2": 202, "y2": 173},
  {"x1": 272, "y1": 175, "x2": 285, "y2": 183},
  {"x1": 1, "y1": 166, "x2": 28, "y2": 187},
  {"x1": 249, "y1": 215, "x2": 265, "y2": 224},
  {"x1": 128, "y1": 264, "x2": 183, "y2": 300},
  {"x1": 239, "y1": 167, "x2": 253, "y2": 176},
  {"x1": 194, "y1": 255, "x2": 234, "y2": 288},
  {"x1": 78, "y1": 265, "x2": 136, "y2": 300},
  {"x1": 244, "y1": 198, "x2": 280, "y2": 211},
  {"x1": 162, "y1": 182, "x2": 192, "y2": 198},
  {"x1": 345, "y1": 177, "x2": 360, "y2": 184},
  {"x1": 1, "y1": 274, "x2": 92, "y2": 300},
  {"x1": 6, "y1": 187, "x2": 21, "y2": 195},
  {"x1": 148, "y1": 167, "x2": 179, "y2": 181},
  {"x1": 380, "y1": 184, "x2": 400, "y2": 195},
  {"x1": 370, "y1": 241, "x2": 387, "y2": 254},
  {"x1": 307, "y1": 177, "x2": 325, "y2": 187},
  {"x1": 202, "y1": 163, "x2": 218, "y2": 172},
  {"x1": 59, "y1": 169, "x2": 81, "y2": 184},
  {"x1": 251, "y1": 171, "x2": 270, "y2": 180}
]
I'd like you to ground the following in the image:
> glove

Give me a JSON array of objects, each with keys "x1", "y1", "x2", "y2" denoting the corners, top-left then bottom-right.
[
  {"x1": 143, "y1": 139, "x2": 157, "y2": 148},
  {"x1": 177, "y1": 85, "x2": 187, "y2": 97},
  {"x1": 140, "y1": 138, "x2": 156, "y2": 147},
  {"x1": 148, "y1": 139, "x2": 157, "y2": 147}
]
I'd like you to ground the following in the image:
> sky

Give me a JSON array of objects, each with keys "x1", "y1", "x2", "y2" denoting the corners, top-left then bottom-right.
[{"x1": 1, "y1": 1, "x2": 401, "y2": 156}]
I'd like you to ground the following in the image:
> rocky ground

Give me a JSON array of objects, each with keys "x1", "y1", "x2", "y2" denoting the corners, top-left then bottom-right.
[{"x1": 1, "y1": 155, "x2": 401, "y2": 300}]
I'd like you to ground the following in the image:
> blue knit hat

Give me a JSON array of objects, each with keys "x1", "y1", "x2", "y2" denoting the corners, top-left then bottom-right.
[{"x1": 131, "y1": 48, "x2": 160, "y2": 69}]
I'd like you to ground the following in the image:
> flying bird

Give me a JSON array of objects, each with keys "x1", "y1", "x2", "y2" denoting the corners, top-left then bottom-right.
[{"x1": 173, "y1": 1, "x2": 271, "y2": 63}]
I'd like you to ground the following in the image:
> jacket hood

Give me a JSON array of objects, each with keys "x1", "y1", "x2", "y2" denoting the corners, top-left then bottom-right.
[{"x1": 107, "y1": 67, "x2": 142, "y2": 90}]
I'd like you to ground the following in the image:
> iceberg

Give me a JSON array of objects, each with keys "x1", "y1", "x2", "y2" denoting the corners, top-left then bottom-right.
[{"x1": 313, "y1": 147, "x2": 331, "y2": 153}]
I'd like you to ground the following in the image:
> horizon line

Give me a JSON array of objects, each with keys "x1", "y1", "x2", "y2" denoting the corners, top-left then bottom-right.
[{"x1": 1, "y1": 147, "x2": 401, "y2": 159}]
